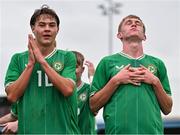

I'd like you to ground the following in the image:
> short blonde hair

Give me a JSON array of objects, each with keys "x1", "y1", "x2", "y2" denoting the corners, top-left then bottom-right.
[{"x1": 118, "y1": 15, "x2": 146, "y2": 34}]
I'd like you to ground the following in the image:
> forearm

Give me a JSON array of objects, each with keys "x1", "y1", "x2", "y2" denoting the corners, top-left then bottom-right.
[
  {"x1": 152, "y1": 77, "x2": 173, "y2": 115},
  {"x1": 0, "y1": 114, "x2": 15, "y2": 124},
  {"x1": 40, "y1": 61, "x2": 75, "y2": 97},
  {"x1": 0, "y1": 114, "x2": 10, "y2": 124},
  {"x1": 6, "y1": 64, "x2": 34, "y2": 102},
  {"x1": 90, "y1": 77, "x2": 119, "y2": 113}
]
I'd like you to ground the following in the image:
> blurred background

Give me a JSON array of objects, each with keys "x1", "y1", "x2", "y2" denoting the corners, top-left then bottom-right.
[{"x1": 0, "y1": 0, "x2": 180, "y2": 133}]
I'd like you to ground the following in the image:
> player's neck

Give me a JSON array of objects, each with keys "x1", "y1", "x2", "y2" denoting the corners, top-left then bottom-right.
[
  {"x1": 38, "y1": 43, "x2": 55, "y2": 57},
  {"x1": 122, "y1": 42, "x2": 144, "y2": 58}
]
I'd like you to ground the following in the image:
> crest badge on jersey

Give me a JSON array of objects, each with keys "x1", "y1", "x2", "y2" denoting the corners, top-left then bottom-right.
[
  {"x1": 147, "y1": 64, "x2": 157, "y2": 74},
  {"x1": 53, "y1": 62, "x2": 64, "y2": 72},
  {"x1": 79, "y1": 92, "x2": 87, "y2": 102}
]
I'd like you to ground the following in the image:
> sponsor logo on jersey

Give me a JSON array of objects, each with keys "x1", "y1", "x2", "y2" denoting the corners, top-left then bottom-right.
[
  {"x1": 53, "y1": 62, "x2": 64, "y2": 72},
  {"x1": 147, "y1": 64, "x2": 157, "y2": 74},
  {"x1": 79, "y1": 92, "x2": 87, "y2": 102},
  {"x1": 115, "y1": 65, "x2": 124, "y2": 70}
]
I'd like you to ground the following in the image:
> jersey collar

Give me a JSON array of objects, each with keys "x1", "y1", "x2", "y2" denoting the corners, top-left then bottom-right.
[
  {"x1": 119, "y1": 51, "x2": 145, "y2": 60},
  {"x1": 45, "y1": 48, "x2": 57, "y2": 59}
]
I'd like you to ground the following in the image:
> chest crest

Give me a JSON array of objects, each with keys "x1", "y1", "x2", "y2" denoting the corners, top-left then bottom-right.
[
  {"x1": 147, "y1": 64, "x2": 157, "y2": 74},
  {"x1": 79, "y1": 92, "x2": 87, "y2": 102},
  {"x1": 52, "y1": 62, "x2": 64, "y2": 72}
]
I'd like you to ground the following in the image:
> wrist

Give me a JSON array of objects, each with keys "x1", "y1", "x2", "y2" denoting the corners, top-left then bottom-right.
[
  {"x1": 111, "y1": 76, "x2": 121, "y2": 86},
  {"x1": 27, "y1": 63, "x2": 34, "y2": 69},
  {"x1": 39, "y1": 59, "x2": 47, "y2": 65},
  {"x1": 152, "y1": 76, "x2": 159, "y2": 86}
]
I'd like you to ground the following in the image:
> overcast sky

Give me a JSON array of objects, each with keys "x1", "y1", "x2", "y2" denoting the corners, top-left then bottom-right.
[{"x1": 0, "y1": 0, "x2": 180, "y2": 121}]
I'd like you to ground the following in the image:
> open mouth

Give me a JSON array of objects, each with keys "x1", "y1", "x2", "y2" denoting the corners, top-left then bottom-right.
[{"x1": 43, "y1": 34, "x2": 51, "y2": 39}]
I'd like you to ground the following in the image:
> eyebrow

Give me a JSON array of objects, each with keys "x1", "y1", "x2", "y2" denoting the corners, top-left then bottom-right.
[
  {"x1": 125, "y1": 18, "x2": 141, "y2": 22},
  {"x1": 38, "y1": 21, "x2": 57, "y2": 25},
  {"x1": 124, "y1": 19, "x2": 142, "y2": 25}
]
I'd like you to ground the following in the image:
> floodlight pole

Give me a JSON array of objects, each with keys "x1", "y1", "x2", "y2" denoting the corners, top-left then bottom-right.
[{"x1": 98, "y1": 0, "x2": 122, "y2": 54}]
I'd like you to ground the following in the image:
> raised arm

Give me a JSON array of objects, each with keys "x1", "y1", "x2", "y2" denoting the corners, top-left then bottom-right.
[
  {"x1": 6, "y1": 36, "x2": 35, "y2": 102},
  {"x1": 84, "y1": 60, "x2": 95, "y2": 84},
  {"x1": 28, "y1": 34, "x2": 75, "y2": 97}
]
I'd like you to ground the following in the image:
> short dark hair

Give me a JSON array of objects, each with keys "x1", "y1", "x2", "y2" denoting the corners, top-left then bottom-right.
[
  {"x1": 30, "y1": 4, "x2": 60, "y2": 27},
  {"x1": 118, "y1": 15, "x2": 146, "y2": 34},
  {"x1": 72, "y1": 51, "x2": 84, "y2": 67}
]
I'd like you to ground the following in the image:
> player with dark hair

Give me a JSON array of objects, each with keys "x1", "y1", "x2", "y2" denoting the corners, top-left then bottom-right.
[{"x1": 4, "y1": 5, "x2": 79, "y2": 134}]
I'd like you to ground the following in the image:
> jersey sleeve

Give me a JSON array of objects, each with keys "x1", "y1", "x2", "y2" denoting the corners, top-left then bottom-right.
[
  {"x1": 90, "y1": 58, "x2": 109, "y2": 96},
  {"x1": 4, "y1": 53, "x2": 21, "y2": 87},
  {"x1": 11, "y1": 102, "x2": 18, "y2": 118},
  {"x1": 61, "y1": 51, "x2": 76, "y2": 84},
  {"x1": 158, "y1": 59, "x2": 171, "y2": 95}
]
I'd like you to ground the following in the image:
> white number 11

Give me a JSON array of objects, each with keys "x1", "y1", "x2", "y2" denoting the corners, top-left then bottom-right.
[{"x1": 37, "y1": 71, "x2": 53, "y2": 87}]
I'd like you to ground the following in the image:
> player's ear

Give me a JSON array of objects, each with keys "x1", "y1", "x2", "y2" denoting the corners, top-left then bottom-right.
[
  {"x1": 117, "y1": 32, "x2": 123, "y2": 40},
  {"x1": 30, "y1": 25, "x2": 36, "y2": 33},
  {"x1": 57, "y1": 27, "x2": 60, "y2": 32},
  {"x1": 143, "y1": 34, "x2": 146, "y2": 41},
  {"x1": 55, "y1": 27, "x2": 59, "y2": 36}
]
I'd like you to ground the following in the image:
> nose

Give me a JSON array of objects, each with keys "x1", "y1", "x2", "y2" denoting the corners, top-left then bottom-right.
[
  {"x1": 131, "y1": 22, "x2": 137, "y2": 27},
  {"x1": 44, "y1": 25, "x2": 51, "y2": 31}
]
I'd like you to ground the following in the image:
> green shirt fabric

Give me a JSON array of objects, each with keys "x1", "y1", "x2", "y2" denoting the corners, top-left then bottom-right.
[
  {"x1": 5, "y1": 48, "x2": 80, "y2": 134},
  {"x1": 77, "y1": 82, "x2": 96, "y2": 134},
  {"x1": 91, "y1": 52, "x2": 171, "y2": 134}
]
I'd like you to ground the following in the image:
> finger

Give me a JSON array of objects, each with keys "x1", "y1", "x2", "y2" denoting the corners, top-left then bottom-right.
[
  {"x1": 84, "y1": 61, "x2": 89, "y2": 66},
  {"x1": 85, "y1": 61, "x2": 94, "y2": 69},
  {"x1": 0, "y1": 123, "x2": 7, "y2": 126},
  {"x1": 28, "y1": 44, "x2": 34, "y2": 55},
  {"x1": 134, "y1": 70, "x2": 145, "y2": 75},
  {"x1": 28, "y1": 35, "x2": 31, "y2": 47},
  {"x1": 129, "y1": 80, "x2": 141, "y2": 86},
  {"x1": 29, "y1": 34, "x2": 38, "y2": 50},
  {"x1": 134, "y1": 82, "x2": 141, "y2": 86},
  {"x1": 84, "y1": 61, "x2": 92, "y2": 66},
  {"x1": 28, "y1": 34, "x2": 34, "y2": 49},
  {"x1": 28, "y1": 43, "x2": 33, "y2": 51},
  {"x1": 85, "y1": 60, "x2": 93, "y2": 65},
  {"x1": 131, "y1": 80, "x2": 141, "y2": 86},
  {"x1": 139, "y1": 64, "x2": 147, "y2": 70},
  {"x1": 129, "y1": 67, "x2": 138, "y2": 72},
  {"x1": 130, "y1": 75, "x2": 145, "y2": 81},
  {"x1": 130, "y1": 71, "x2": 144, "y2": 78},
  {"x1": 28, "y1": 34, "x2": 34, "y2": 45},
  {"x1": 34, "y1": 38, "x2": 39, "y2": 47},
  {"x1": 2, "y1": 125, "x2": 7, "y2": 133},
  {"x1": 124, "y1": 64, "x2": 131, "y2": 69}
]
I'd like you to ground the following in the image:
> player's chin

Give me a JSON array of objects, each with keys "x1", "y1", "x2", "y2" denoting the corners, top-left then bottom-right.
[{"x1": 42, "y1": 40, "x2": 53, "y2": 46}]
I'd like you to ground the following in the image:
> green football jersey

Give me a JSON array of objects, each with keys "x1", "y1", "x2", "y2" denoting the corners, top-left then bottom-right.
[
  {"x1": 5, "y1": 48, "x2": 80, "y2": 134},
  {"x1": 91, "y1": 52, "x2": 171, "y2": 134},
  {"x1": 77, "y1": 82, "x2": 96, "y2": 134}
]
